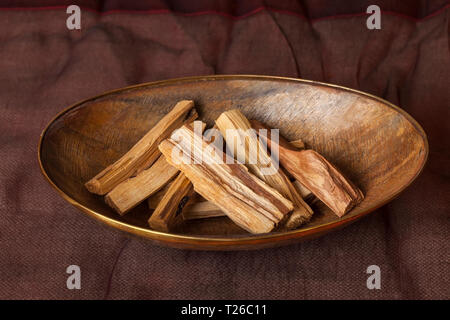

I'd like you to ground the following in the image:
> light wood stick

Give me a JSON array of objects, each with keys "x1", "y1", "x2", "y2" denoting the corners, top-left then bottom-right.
[
  {"x1": 279, "y1": 180, "x2": 313, "y2": 228},
  {"x1": 284, "y1": 138, "x2": 316, "y2": 204},
  {"x1": 251, "y1": 120, "x2": 364, "y2": 217},
  {"x1": 85, "y1": 100, "x2": 197, "y2": 195},
  {"x1": 105, "y1": 156, "x2": 178, "y2": 215},
  {"x1": 158, "y1": 123, "x2": 293, "y2": 234},
  {"x1": 148, "y1": 172, "x2": 195, "y2": 231},
  {"x1": 216, "y1": 110, "x2": 313, "y2": 229},
  {"x1": 285, "y1": 139, "x2": 314, "y2": 202},
  {"x1": 182, "y1": 201, "x2": 225, "y2": 220},
  {"x1": 148, "y1": 122, "x2": 208, "y2": 231}
]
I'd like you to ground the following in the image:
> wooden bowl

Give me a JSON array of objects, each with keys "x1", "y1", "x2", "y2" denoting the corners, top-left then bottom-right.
[{"x1": 38, "y1": 75, "x2": 428, "y2": 250}]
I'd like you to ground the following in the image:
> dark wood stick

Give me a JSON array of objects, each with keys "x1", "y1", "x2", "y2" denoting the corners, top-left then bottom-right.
[{"x1": 251, "y1": 120, "x2": 364, "y2": 217}]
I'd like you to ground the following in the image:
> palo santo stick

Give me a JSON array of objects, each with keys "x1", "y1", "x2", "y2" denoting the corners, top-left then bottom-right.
[
  {"x1": 285, "y1": 139, "x2": 314, "y2": 202},
  {"x1": 147, "y1": 122, "x2": 207, "y2": 211},
  {"x1": 158, "y1": 123, "x2": 293, "y2": 234},
  {"x1": 280, "y1": 180, "x2": 313, "y2": 228},
  {"x1": 251, "y1": 120, "x2": 364, "y2": 217},
  {"x1": 182, "y1": 201, "x2": 226, "y2": 220},
  {"x1": 105, "y1": 155, "x2": 178, "y2": 215},
  {"x1": 85, "y1": 100, "x2": 197, "y2": 195},
  {"x1": 216, "y1": 110, "x2": 313, "y2": 229},
  {"x1": 284, "y1": 138, "x2": 316, "y2": 203},
  {"x1": 148, "y1": 172, "x2": 195, "y2": 231},
  {"x1": 148, "y1": 122, "x2": 208, "y2": 231}
]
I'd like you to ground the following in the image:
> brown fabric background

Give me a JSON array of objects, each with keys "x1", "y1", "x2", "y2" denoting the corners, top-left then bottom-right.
[{"x1": 0, "y1": 1, "x2": 448, "y2": 299}]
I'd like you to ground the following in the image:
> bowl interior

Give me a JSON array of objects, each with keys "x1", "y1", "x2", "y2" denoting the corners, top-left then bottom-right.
[{"x1": 39, "y1": 76, "x2": 427, "y2": 243}]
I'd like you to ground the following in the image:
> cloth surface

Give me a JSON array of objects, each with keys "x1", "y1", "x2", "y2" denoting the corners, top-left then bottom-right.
[{"x1": 0, "y1": 1, "x2": 448, "y2": 299}]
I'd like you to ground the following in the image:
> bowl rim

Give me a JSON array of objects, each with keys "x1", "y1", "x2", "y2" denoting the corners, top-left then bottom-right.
[{"x1": 37, "y1": 74, "x2": 429, "y2": 248}]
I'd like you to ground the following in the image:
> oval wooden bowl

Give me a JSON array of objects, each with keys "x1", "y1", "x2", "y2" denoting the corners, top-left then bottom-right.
[{"x1": 38, "y1": 75, "x2": 428, "y2": 250}]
